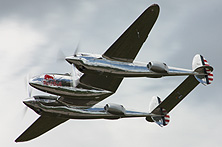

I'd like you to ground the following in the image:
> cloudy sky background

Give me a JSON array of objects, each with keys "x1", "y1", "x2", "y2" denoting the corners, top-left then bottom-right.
[{"x1": 0, "y1": 0, "x2": 221, "y2": 146}]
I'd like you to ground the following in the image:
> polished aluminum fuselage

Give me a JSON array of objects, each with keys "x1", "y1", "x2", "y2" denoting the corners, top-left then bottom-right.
[
  {"x1": 27, "y1": 53, "x2": 197, "y2": 118},
  {"x1": 24, "y1": 96, "x2": 151, "y2": 119},
  {"x1": 29, "y1": 73, "x2": 112, "y2": 100},
  {"x1": 65, "y1": 53, "x2": 194, "y2": 78},
  {"x1": 29, "y1": 53, "x2": 195, "y2": 101},
  {"x1": 28, "y1": 53, "x2": 198, "y2": 106}
]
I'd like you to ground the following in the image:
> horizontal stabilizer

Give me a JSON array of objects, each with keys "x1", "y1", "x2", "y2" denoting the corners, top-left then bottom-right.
[{"x1": 15, "y1": 115, "x2": 68, "y2": 142}]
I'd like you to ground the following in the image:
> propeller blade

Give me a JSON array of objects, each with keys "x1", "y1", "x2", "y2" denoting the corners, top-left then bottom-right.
[
  {"x1": 71, "y1": 64, "x2": 77, "y2": 88},
  {"x1": 70, "y1": 63, "x2": 83, "y2": 88},
  {"x1": 73, "y1": 43, "x2": 80, "y2": 57},
  {"x1": 25, "y1": 74, "x2": 32, "y2": 97},
  {"x1": 57, "y1": 42, "x2": 80, "y2": 62},
  {"x1": 56, "y1": 49, "x2": 66, "y2": 62},
  {"x1": 22, "y1": 106, "x2": 28, "y2": 119},
  {"x1": 28, "y1": 87, "x2": 32, "y2": 98}
]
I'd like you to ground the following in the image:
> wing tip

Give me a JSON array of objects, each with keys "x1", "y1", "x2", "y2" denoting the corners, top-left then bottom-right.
[
  {"x1": 146, "y1": 4, "x2": 160, "y2": 20},
  {"x1": 15, "y1": 134, "x2": 32, "y2": 143},
  {"x1": 150, "y1": 3, "x2": 160, "y2": 10},
  {"x1": 15, "y1": 137, "x2": 24, "y2": 143},
  {"x1": 151, "y1": 3, "x2": 159, "y2": 7}
]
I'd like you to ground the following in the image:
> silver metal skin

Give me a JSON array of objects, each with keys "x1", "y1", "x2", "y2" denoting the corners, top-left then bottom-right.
[
  {"x1": 29, "y1": 73, "x2": 112, "y2": 98},
  {"x1": 23, "y1": 96, "x2": 152, "y2": 119},
  {"x1": 27, "y1": 52, "x2": 202, "y2": 108},
  {"x1": 16, "y1": 4, "x2": 214, "y2": 142},
  {"x1": 26, "y1": 52, "x2": 206, "y2": 114},
  {"x1": 65, "y1": 53, "x2": 198, "y2": 78}
]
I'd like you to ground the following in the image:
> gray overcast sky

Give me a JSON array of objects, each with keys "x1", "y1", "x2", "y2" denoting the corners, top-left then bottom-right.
[{"x1": 0, "y1": 0, "x2": 221, "y2": 147}]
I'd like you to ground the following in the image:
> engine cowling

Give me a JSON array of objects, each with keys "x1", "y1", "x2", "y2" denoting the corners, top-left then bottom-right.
[
  {"x1": 104, "y1": 103, "x2": 126, "y2": 115},
  {"x1": 147, "y1": 61, "x2": 168, "y2": 73}
]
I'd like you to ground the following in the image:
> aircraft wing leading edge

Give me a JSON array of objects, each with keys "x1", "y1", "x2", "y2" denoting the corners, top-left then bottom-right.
[
  {"x1": 15, "y1": 116, "x2": 68, "y2": 142},
  {"x1": 155, "y1": 75, "x2": 199, "y2": 114},
  {"x1": 102, "y1": 4, "x2": 159, "y2": 63},
  {"x1": 149, "y1": 75, "x2": 200, "y2": 118},
  {"x1": 146, "y1": 75, "x2": 200, "y2": 126}
]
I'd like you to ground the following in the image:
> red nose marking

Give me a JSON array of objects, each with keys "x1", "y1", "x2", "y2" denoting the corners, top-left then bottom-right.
[{"x1": 44, "y1": 74, "x2": 54, "y2": 80}]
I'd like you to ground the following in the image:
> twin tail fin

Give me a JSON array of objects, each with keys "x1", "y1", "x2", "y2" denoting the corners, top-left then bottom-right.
[
  {"x1": 146, "y1": 96, "x2": 170, "y2": 127},
  {"x1": 192, "y1": 54, "x2": 213, "y2": 85}
]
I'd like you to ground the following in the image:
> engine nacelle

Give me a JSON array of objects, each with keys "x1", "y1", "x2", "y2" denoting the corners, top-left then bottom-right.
[
  {"x1": 104, "y1": 103, "x2": 126, "y2": 115},
  {"x1": 147, "y1": 61, "x2": 168, "y2": 73}
]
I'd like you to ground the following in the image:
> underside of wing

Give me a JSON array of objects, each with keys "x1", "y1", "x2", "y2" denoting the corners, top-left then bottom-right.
[
  {"x1": 78, "y1": 74, "x2": 123, "y2": 92},
  {"x1": 152, "y1": 75, "x2": 200, "y2": 114},
  {"x1": 15, "y1": 116, "x2": 68, "y2": 142},
  {"x1": 59, "y1": 74, "x2": 123, "y2": 107},
  {"x1": 102, "y1": 4, "x2": 159, "y2": 63}
]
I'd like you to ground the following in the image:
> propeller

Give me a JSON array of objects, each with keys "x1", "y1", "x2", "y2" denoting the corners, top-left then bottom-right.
[
  {"x1": 25, "y1": 74, "x2": 32, "y2": 98},
  {"x1": 22, "y1": 74, "x2": 33, "y2": 118},
  {"x1": 21, "y1": 106, "x2": 28, "y2": 119},
  {"x1": 73, "y1": 43, "x2": 80, "y2": 57},
  {"x1": 71, "y1": 64, "x2": 77, "y2": 88},
  {"x1": 70, "y1": 63, "x2": 83, "y2": 88},
  {"x1": 56, "y1": 49, "x2": 66, "y2": 63},
  {"x1": 56, "y1": 43, "x2": 82, "y2": 88},
  {"x1": 64, "y1": 43, "x2": 80, "y2": 88},
  {"x1": 57, "y1": 43, "x2": 80, "y2": 62}
]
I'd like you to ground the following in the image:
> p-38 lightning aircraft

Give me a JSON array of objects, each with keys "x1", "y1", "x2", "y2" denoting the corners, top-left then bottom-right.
[{"x1": 16, "y1": 4, "x2": 213, "y2": 142}]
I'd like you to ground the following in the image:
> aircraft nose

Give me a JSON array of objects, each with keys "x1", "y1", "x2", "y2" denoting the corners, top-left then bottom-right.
[
  {"x1": 65, "y1": 56, "x2": 73, "y2": 64},
  {"x1": 65, "y1": 56, "x2": 79, "y2": 64},
  {"x1": 28, "y1": 75, "x2": 42, "y2": 88},
  {"x1": 23, "y1": 98, "x2": 35, "y2": 107},
  {"x1": 29, "y1": 80, "x2": 37, "y2": 87}
]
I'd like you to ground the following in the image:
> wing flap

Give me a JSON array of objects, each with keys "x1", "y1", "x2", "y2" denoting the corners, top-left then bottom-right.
[
  {"x1": 15, "y1": 116, "x2": 68, "y2": 142},
  {"x1": 102, "y1": 4, "x2": 159, "y2": 63}
]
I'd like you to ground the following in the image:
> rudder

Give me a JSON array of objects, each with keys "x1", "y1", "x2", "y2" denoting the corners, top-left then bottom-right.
[
  {"x1": 147, "y1": 96, "x2": 170, "y2": 127},
  {"x1": 192, "y1": 54, "x2": 213, "y2": 85}
]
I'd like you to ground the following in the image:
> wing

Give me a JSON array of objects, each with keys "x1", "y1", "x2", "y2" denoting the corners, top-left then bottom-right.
[
  {"x1": 102, "y1": 4, "x2": 159, "y2": 63},
  {"x1": 152, "y1": 75, "x2": 200, "y2": 114},
  {"x1": 78, "y1": 74, "x2": 123, "y2": 92},
  {"x1": 59, "y1": 74, "x2": 123, "y2": 107},
  {"x1": 15, "y1": 116, "x2": 68, "y2": 142},
  {"x1": 61, "y1": 74, "x2": 123, "y2": 106},
  {"x1": 60, "y1": 4, "x2": 159, "y2": 107}
]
